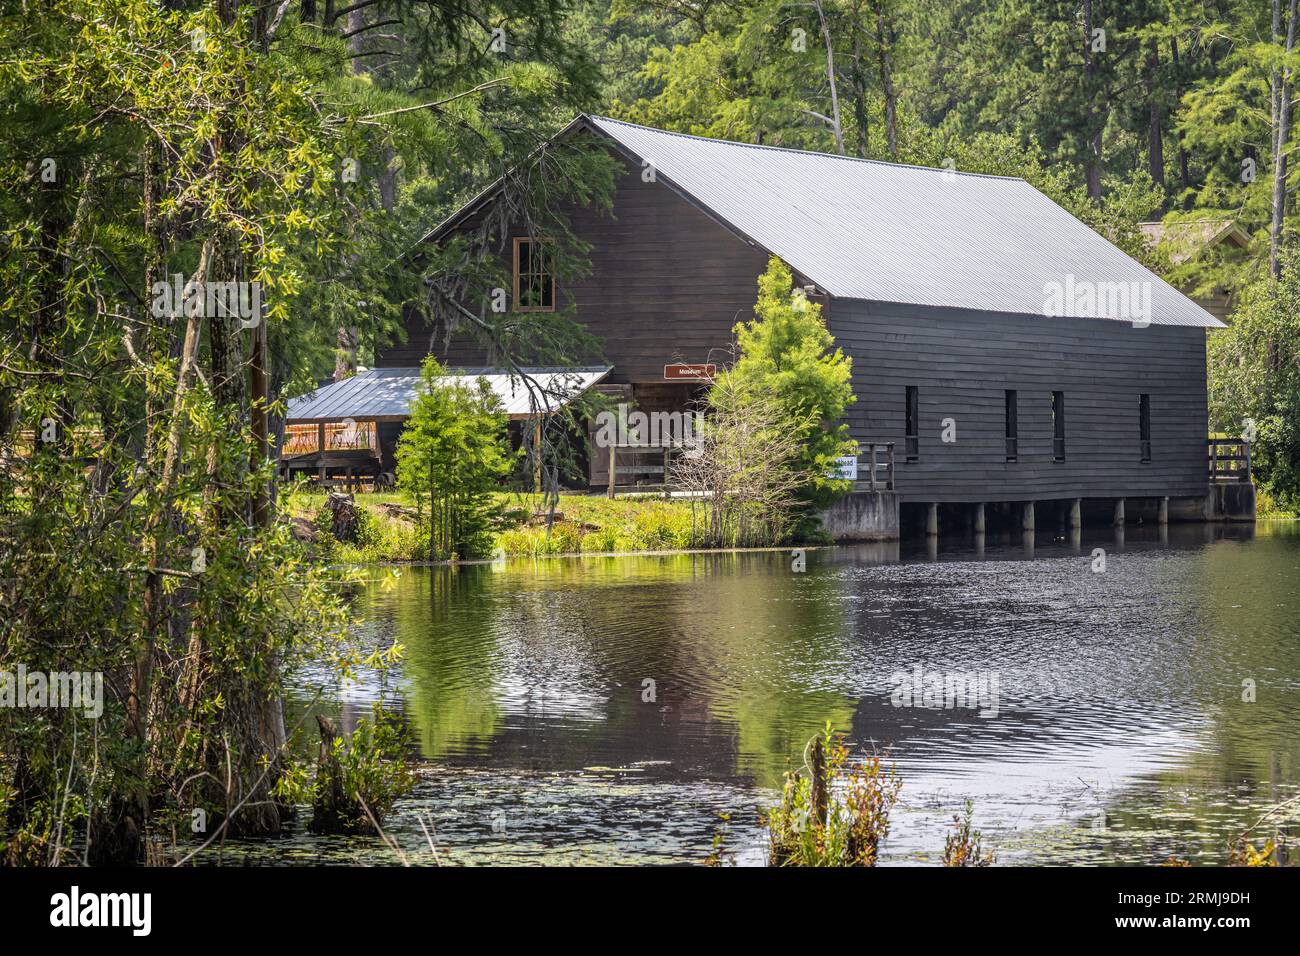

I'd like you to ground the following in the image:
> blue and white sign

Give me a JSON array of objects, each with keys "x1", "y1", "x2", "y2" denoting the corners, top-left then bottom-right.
[{"x1": 828, "y1": 455, "x2": 858, "y2": 481}]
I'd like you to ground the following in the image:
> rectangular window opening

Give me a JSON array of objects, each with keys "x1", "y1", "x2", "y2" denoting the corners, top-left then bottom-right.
[
  {"x1": 905, "y1": 386, "x2": 919, "y2": 461},
  {"x1": 1051, "y1": 391, "x2": 1065, "y2": 461},
  {"x1": 513, "y1": 237, "x2": 555, "y2": 312},
  {"x1": 1139, "y1": 393, "x2": 1151, "y2": 462},
  {"x1": 1005, "y1": 389, "x2": 1018, "y2": 462}
]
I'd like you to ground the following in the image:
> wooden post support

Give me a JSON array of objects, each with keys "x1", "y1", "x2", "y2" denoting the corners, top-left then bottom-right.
[
  {"x1": 926, "y1": 502, "x2": 938, "y2": 536},
  {"x1": 1022, "y1": 500, "x2": 1035, "y2": 533},
  {"x1": 1113, "y1": 498, "x2": 1126, "y2": 527},
  {"x1": 607, "y1": 442, "x2": 616, "y2": 500},
  {"x1": 1069, "y1": 498, "x2": 1082, "y2": 531},
  {"x1": 886, "y1": 443, "x2": 895, "y2": 490},
  {"x1": 317, "y1": 422, "x2": 326, "y2": 482},
  {"x1": 1158, "y1": 496, "x2": 1169, "y2": 526},
  {"x1": 868, "y1": 443, "x2": 878, "y2": 492},
  {"x1": 973, "y1": 502, "x2": 986, "y2": 535}
]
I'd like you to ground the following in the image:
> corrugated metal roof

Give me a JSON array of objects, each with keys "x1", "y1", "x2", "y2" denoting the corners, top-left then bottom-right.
[
  {"x1": 587, "y1": 116, "x2": 1223, "y2": 328},
  {"x1": 285, "y1": 367, "x2": 612, "y2": 422}
]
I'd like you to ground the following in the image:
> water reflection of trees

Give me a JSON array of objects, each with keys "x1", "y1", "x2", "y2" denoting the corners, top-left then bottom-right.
[
  {"x1": 394, "y1": 566, "x2": 502, "y2": 759},
  {"x1": 386, "y1": 553, "x2": 863, "y2": 787},
  {"x1": 377, "y1": 524, "x2": 1300, "y2": 851}
]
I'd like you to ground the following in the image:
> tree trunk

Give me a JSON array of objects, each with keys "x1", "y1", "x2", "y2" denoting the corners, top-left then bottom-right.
[
  {"x1": 1270, "y1": 0, "x2": 1297, "y2": 279},
  {"x1": 250, "y1": 308, "x2": 270, "y2": 528},
  {"x1": 813, "y1": 0, "x2": 846, "y2": 155},
  {"x1": 848, "y1": 14, "x2": 871, "y2": 158},
  {"x1": 1082, "y1": 0, "x2": 1102, "y2": 201},
  {"x1": 810, "y1": 736, "x2": 829, "y2": 830},
  {"x1": 1146, "y1": 40, "x2": 1164, "y2": 190},
  {"x1": 330, "y1": 6, "x2": 377, "y2": 380},
  {"x1": 326, "y1": 490, "x2": 362, "y2": 541},
  {"x1": 874, "y1": 1, "x2": 898, "y2": 159},
  {"x1": 1171, "y1": 36, "x2": 1194, "y2": 209}
]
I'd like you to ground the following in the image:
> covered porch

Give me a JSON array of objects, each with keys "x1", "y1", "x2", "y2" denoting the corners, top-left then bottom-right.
[{"x1": 280, "y1": 365, "x2": 612, "y2": 489}]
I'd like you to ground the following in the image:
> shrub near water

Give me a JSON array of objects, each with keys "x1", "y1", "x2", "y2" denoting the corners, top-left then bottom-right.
[
  {"x1": 942, "y1": 800, "x2": 995, "y2": 867},
  {"x1": 275, "y1": 706, "x2": 417, "y2": 837},
  {"x1": 301, "y1": 493, "x2": 740, "y2": 561},
  {"x1": 397, "y1": 357, "x2": 512, "y2": 560},
  {"x1": 498, "y1": 497, "x2": 695, "y2": 556},
  {"x1": 767, "y1": 725, "x2": 902, "y2": 867}
]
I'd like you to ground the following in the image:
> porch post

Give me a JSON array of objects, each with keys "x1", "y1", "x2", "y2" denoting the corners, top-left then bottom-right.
[{"x1": 607, "y1": 442, "x2": 616, "y2": 500}]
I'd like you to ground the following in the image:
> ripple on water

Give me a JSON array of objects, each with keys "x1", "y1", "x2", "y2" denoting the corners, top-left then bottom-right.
[{"x1": 262, "y1": 522, "x2": 1300, "y2": 865}]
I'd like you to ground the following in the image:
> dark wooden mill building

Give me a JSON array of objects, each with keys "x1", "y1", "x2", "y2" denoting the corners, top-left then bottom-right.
[{"x1": 288, "y1": 115, "x2": 1253, "y2": 538}]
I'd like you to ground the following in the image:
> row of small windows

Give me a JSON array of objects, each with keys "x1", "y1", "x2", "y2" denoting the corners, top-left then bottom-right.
[{"x1": 904, "y1": 387, "x2": 1153, "y2": 463}]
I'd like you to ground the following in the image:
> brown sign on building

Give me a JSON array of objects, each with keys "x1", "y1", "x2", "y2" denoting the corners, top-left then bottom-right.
[{"x1": 663, "y1": 363, "x2": 716, "y2": 382}]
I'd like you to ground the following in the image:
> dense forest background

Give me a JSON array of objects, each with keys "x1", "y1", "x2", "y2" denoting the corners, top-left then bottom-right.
[
  {"x1": 8, "y1": 1, "x2": 1295, "y2": 477},
  {"x1": 1, "y1": 0, "x2": 1297, "y2": 864}
]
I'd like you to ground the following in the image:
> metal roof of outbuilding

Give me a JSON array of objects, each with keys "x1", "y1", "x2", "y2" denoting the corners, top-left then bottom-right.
[{"x1": 285, "y1": 366, "x2": 612, "y2": 422}]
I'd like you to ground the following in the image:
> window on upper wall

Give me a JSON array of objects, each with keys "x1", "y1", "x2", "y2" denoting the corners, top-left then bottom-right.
[
  {"x1": 1005, "y1": 390, "x2": 1018, "y2": 462},
  {"x1": 513, "y1": 237, "x2": 555, "y2": 312},
  {"x1": 1139, "y1": 393, "x2": 1152, "y2": 462},
  {"x1": 1051, "y1": 391, "x2": 1065, "y2": 461},
  {"x1": 905, "y1": 386, "x2": 919, "y2": 461}
]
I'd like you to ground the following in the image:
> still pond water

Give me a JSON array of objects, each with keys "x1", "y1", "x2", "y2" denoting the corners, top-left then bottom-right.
[{"x1": 264, "y1": 521, "x2": 1300, "y2": 866}]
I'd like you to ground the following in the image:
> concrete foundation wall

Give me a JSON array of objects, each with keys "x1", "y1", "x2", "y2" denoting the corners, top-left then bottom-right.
[
  {"x1": 1167, "y1": 483, "x2": 1257, "y2": 522},
  {"x1": 1217, "y1": 482, "x2": 1256, "y2": 521},
  {"x1": 820, "y1": 491, "x2": 900, "y2": 542}
]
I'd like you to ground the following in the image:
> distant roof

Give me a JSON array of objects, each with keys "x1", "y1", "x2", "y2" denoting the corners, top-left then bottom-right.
[
  {"x1": 578, "y1": 116, "x2": 1222, "y2": 327},
  {"x1": 285, "y1": 367, "x2": 612, "y2": 422},
  {"x1": 1139, "y1": 219, "x2": 1251, "y2": 265}
]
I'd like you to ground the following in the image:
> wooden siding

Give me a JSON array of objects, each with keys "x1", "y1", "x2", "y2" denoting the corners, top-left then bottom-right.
[
  {"x1": 385, "y1": 142, "x2": 1213, "y2": 503},
  {"x1": 377, "y1": 151, "x2": 774, "y2": 381},
  {"x1": 830, "y1": 300, "x2": 1210, "y2": 502}
]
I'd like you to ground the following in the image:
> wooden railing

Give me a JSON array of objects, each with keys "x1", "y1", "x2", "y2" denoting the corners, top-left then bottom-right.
[
  {"x1": 858, "y1": 442, "x2": 895, "y2": 492},
  {"x1": 1208, "y1": 438, "x2": 1251, "y2": 483},
  {"x1": 603, "y1": 440, "x2": 898, "y2": 497},
  {"x1": 282, "y1": 421, "x2": 377, "y2": 458},
  {"x1": 606, "y1": 443, "x2": 687, "y2": 498}
]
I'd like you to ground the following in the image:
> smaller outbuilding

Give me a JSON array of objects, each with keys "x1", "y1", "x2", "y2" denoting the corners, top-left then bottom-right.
[{"x1": 280, "y1": 366, "x2": 610, "y2": 488}]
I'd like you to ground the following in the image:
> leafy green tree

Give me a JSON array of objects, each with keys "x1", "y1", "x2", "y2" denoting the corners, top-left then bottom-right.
[
  {"x1": 1208, "y1": 249, "x2": 1300, "y2": 509},
  {"x1": 0, "y1": 0, "x2": 594, "y2": 866},
  {"x1": 723, "y1": 257, "x2": 856, "y2": 518},
  {"x1": 396, "y1": 359, "x2": 513, "y2": 559}
]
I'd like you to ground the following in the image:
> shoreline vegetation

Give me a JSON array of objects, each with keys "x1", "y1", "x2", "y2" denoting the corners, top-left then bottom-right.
[
  {"x1": 288, "y1": 488, "x2": 1298, "y2": 566},
  {"x1": 287, "y1": 486, "x2": 821, "y2": 563}
]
